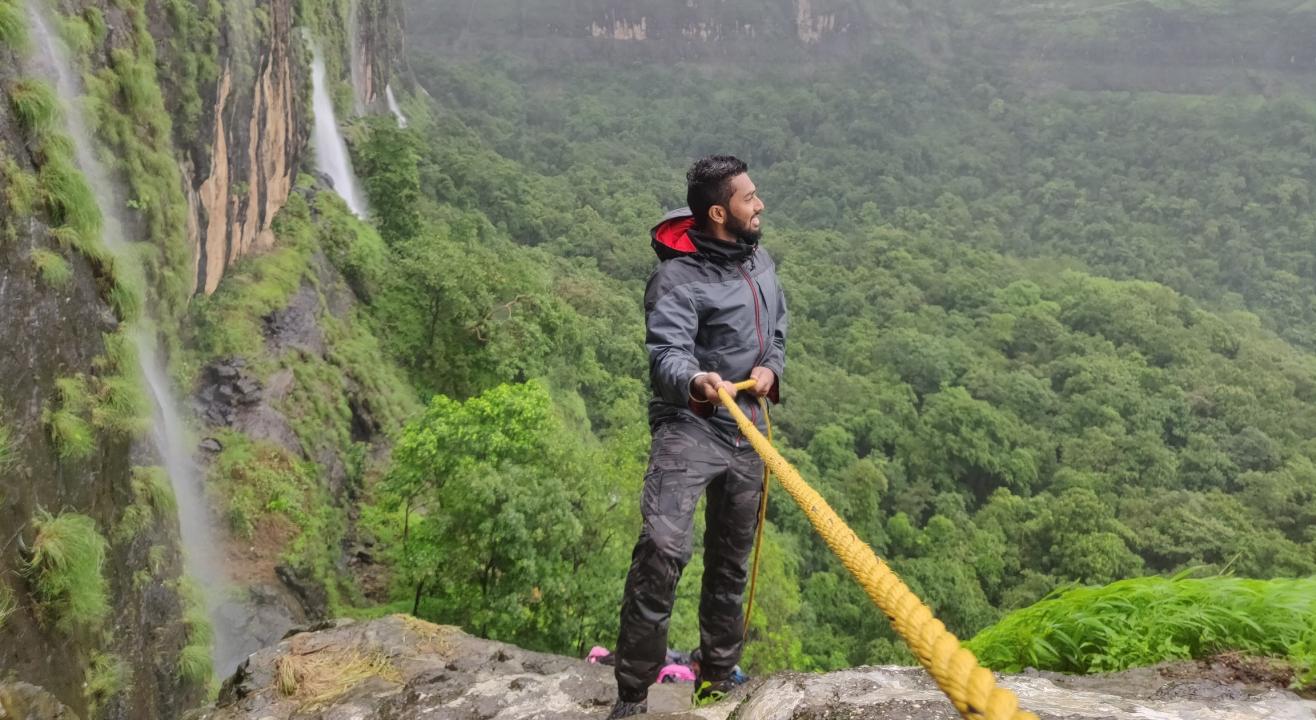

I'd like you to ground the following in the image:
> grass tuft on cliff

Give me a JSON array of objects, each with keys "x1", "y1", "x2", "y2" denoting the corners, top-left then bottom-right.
[
  {"x1": 177, "y1": 578, "x2": 214, "y2": 685},
  {"x1": 0, "y1": 0, "x2": 26, "y2": 50},
  {"x1": 967, "y1": 575, "x2": 1316, "y2": 687},
  {"x1": 0, "y1": 583, "x2": 14, "y2": 631},
  {"x1": 114, "y1": 466, "x2": 177, "y2": 543},
  {"x1": 27, "y1": 511, "x2": 109, "y2": 635},
  {"x1": 8, "y1": 80, "x2": 59, "y2": 136},
  {"x1": 85, "y1": 650, "x2": 130, "y2": 714},
  {"x1": 30, "y1": 248, "x2": 73, "y2": 288},
  {"x1": 0, "y1": 418, "x2": 16, "y2": 472},
  {"x1": 45, "y1": 376, "x2": 95, "y2": 460}
]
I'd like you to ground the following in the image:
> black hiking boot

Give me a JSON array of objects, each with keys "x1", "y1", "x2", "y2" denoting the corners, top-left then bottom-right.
[
  {"x1": 692, "y1": 677, "x2": 736, "y2": 707},
  {"x1": 606, "y1": 698, "x2": 648, "y2": 719}
]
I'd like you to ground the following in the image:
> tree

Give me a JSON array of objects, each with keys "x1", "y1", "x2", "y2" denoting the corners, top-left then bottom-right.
[{"x1": 371, "y1": 381, "x2": 632, "y2": 652}]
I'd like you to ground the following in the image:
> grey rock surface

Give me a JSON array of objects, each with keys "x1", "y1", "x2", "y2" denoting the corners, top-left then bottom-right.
[{"x1": 196, "y1": 616, "x2": 1316, "y2": 720}]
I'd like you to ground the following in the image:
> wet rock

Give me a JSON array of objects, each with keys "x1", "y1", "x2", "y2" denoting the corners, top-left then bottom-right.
[
  {"x1": 262, "y1": 282, "x2": 324, "y2": 355},
  {"x1": 200, "y1": 437, "x2": 224, "y2": 453},
  {"x1": 212, "y1": 584, "x2": 305, "y2": 677},
  {"x1": 194, "y1": 359, "x2": 302, "y2": 453},
  {"x1": 275, "y1": 564, "x2": 330, "y2": 620},
  {"x1": 195, "y1": 618, "x2": 1316, "y2": 720},
  {"x1": 0, "y1": 682, "x2": 78, "y2": 719}
]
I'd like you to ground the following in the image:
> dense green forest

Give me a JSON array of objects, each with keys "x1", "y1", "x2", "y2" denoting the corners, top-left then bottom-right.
[{"x1": 197, "y1": 37, "x2": 1316, "y2": 679}]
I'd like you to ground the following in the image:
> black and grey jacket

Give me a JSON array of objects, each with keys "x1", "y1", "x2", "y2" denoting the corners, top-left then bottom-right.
[{"x1": 644, "y1": 207, "x2": 788, "y2": 440}]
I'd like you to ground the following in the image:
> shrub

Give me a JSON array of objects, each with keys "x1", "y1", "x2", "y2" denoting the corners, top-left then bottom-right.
[{"x1": 967, "y1": 575, "x2": 1316, "y2": 687}]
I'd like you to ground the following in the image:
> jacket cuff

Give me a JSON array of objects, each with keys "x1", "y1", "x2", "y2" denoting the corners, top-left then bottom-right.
[
  {"x1": 688, "y1": 372, "x2": 711, "y2": 402},
  {"x1": 687, "y1": 372, "x2": 716, "y2": 417}
]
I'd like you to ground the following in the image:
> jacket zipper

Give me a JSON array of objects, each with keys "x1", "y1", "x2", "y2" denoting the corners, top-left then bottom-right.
[{"x1": 737, "y1": 261, "x2": 766, "y2": 448}]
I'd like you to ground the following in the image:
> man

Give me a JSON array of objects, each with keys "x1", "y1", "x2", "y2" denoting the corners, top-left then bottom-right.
[{"x1": 608, "y1": 155, "x2": 787, "y2": 719}]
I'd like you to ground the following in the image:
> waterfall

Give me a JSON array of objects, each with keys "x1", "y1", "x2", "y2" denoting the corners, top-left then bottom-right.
[
  {"x1": 24, "y1": 0, "x2": 246, "y2": 676},
  {"x1": 347, "y1": 0, "x2": 366, "y2": 116},
  {"x1": 310, "y1": 40, "x2": 369, "y2": 217},
  {"x1": 385, "y1": 84, "x2": 409, "y2": 128}
]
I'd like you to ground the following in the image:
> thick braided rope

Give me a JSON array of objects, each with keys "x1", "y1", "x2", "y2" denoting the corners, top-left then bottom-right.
[{"x1": 719, "y1": 384, "x2": 1037, "y2": 720}]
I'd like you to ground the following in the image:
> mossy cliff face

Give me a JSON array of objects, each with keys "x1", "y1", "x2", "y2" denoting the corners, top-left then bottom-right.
[
  {"x1": 0, "y1": 0, "x2": 402, "y2": 717},
  {"x1": 0, "y1": 2, "x2": 198, "y2": 716}
]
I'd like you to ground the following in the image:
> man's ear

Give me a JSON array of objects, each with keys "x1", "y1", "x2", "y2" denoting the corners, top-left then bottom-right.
[{"x1": 708, "y1": 205, "x2": 727, "y2": 226}]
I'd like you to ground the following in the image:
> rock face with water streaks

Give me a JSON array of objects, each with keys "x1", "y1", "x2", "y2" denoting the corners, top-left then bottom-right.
[
  {"x1": 158, "y1": 0, "x2": 403, "y2": 294},
  {"x1": 195, "y1": 616, "x2": 1316, "y2": 720},
  {"x1": 0, "y1": 1, "x2": 402, "y2": 718}
]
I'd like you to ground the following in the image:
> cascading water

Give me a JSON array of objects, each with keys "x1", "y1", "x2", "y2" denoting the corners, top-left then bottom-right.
[
  {"x1": 309, "y1": 39, "x2": 369, "y2": 217},
  {"x1": 24, "y1": 0, "x2": 248, "y2": 676},
  {"x1": 347, "y1": 0, "x2": 366, "y2": 116},
  {"x1": 385, "y1": 84, "x2": 409, "y2": 128}
]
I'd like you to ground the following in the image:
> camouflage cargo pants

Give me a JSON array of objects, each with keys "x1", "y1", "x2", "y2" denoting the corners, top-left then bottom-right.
[{"x1": 614, "y1": 418, "x2": 765, "y2": 701}]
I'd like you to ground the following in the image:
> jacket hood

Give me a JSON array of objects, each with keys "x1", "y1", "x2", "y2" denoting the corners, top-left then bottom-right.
[
  {"x1": 650, "y1": 207, "x2": 697, "y2": 261},
  {"x1": 650, "y1": 207, "x2": 758, "y2": 263}
]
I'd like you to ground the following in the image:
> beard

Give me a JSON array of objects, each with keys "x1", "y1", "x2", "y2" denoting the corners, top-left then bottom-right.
[{"x1": 726, "y1": 211, "x2": 762, "y2": 244}]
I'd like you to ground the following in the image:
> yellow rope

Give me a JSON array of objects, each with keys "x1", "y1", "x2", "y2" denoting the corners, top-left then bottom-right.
[
  {"x1": 718, "y1": 380, "x2": 1037, "y2": 720},
  {"x1": 742, "y1": 392, "x2": 771, "y2": 639}
]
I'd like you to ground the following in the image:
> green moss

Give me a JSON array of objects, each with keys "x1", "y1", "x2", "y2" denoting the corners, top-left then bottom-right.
[
  {"x1": 27, "y1": 511, "x2": 109, "y2": 635},
  {"x1": 72, "y1": 7, "x2": 192, "y2": 327},
  {"x1": 147, "y1": 544, "x2": 167, "y2": 575},
  {"x1": 158, "y1": 0, "x2": 220, "y2": 139},
  {"x1": 84, "y1": 650, "x2": 129, "y2": 715},
  {"x1": 209, "y1": 430, "x2": 319, "y2": 538},
  {"x1": 0, "y1": 0, "x2": 26, "y2": 50},
  {"x1": 131, "y1": 569, "x2": 151, "y2": 591},
  {"x1": 45, "y1": 376, "x2": 95, "y2": 460},
  {"x1": 188, "y1": 196, "x2": 315, "y2": 363},
  {"x1": 9, "y1": 80, "x2": 60, "y2": 136},
  {"x1": 30, "y1": 248, "x2": 72, "y2": 288}
]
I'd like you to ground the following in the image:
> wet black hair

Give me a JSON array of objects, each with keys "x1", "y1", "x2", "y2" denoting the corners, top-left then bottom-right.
[{"x1": 687, "y1": 155, "x2": 748, "y2": 230}]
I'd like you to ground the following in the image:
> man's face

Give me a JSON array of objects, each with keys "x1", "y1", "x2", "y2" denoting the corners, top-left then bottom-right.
[{"x1": 720, "y1": 173, "x2": 764, "y2": 243}]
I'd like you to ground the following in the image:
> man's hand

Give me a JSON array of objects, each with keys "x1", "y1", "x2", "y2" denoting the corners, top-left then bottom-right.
[
  {"x1": 692, "y1": 372, "x2": 738, "y2": 403},
  {"x1": 749, "y1": 366, "x2": 776, "y2": 398}
]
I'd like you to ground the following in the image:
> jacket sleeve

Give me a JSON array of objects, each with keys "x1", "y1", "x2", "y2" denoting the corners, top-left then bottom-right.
[
  {"x1": 645, "y1": 272, "x2": 703, "y2": 406},
  {"x1": 761, "y1": 277, "x2": 788, "y2": 381}
]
